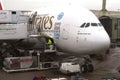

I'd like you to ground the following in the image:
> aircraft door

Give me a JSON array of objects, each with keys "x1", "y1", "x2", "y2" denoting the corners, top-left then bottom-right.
[{"x1": 54, "y1": 22, "x2": 61, "y2": 39}]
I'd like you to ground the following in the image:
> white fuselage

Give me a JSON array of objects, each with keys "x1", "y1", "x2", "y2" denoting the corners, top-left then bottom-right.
[{"x1": 33, "y1": 5, "x2": 110, "y2": 56}]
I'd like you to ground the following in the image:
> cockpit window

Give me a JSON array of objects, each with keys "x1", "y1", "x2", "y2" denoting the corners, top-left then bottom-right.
[
  {"x1": 91, "y1": 23, "x2": 98, "y2": 26},
  {"x1": 80, "y1": 22, "x2": 102, "y2": 28},
  {"x1": 98, "y1": 23, "x2": 102, "y2": 27},
  {"x1": 80, "y1": 23, "x2": 86, "y2": 28},
  {"x1": 80, "y1": 23, "x2": 90, "y2": 28},
  {"x1": 85, "y1": 23, "x2": 90, "y2": 27}
]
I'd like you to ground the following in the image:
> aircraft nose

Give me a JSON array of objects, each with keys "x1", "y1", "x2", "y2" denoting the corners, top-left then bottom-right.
[
  {"x1": 95, "y1": 31, "x2": 110, "y2": 52},
  {"x1": 100, "y1": 35, "x2": 110, "y2": 48}
]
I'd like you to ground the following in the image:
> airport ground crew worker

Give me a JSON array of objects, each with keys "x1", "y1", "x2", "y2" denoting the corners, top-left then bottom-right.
[
  {"x1": 47, "y1": 39, "x2": 52, "y2": 45},
  {"x1": 47, "y1": 38, "x2": 54, "y2": 50},
  {"x1": 33, "y1": 75, "x2": 40, "y2": 80}
]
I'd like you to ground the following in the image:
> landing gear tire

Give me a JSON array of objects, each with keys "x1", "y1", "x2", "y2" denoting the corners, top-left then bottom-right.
[
  {"x1": 87, "y1": 64, "x2": 94, "y2": 72},
  {"x1": 81, "y1": 64, "x2": 94, "y2": 73},
  {"x1": 81, "y1": 64, "x2": 87, "y2": 73}
]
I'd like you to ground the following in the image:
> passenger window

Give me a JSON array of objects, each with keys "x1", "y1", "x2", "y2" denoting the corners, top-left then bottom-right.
[
  {"x1": 91, "y1": 23, "x2": 98, "y2": 27},
  {"x1": 80, "y1": 23, "x2": 86, "y2": 28},
  {"x1": 85, "y1": 23, "x2": 90, "y2": 27}
]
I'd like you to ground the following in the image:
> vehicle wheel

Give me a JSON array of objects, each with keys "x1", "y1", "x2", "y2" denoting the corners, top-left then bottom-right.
[
  {"x1": 80, "y1": 64, "x2": 87, "y2": 73},
  {"x1": 87, "y1": 64, "x2": 94, "y2": 72}
]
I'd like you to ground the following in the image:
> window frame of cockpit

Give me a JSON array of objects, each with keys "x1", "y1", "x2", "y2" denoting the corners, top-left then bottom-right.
[
  {"x1": 80, "y1": 22, "x2": 102, "y2": 28},
  {"x1": 91, "y1": 23, "x2": 98, "y2": 27}
]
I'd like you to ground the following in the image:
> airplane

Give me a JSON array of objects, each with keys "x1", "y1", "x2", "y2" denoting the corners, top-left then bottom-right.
[{"x1": 0, "y1": 1, "x2": 110, "y2": 73}]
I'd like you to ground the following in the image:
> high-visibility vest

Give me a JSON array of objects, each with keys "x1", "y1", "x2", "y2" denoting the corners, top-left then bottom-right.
[{"x1": 47, "y1": 39, "x2": 52, "y2": 45}]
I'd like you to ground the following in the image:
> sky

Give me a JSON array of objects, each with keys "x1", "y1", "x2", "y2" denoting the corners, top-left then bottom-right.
[{"x1": 1, "y1": 0, "x2": 120, "y2": 11}]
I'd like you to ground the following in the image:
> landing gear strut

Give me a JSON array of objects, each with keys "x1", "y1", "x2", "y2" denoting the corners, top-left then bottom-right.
[{"x1": 80, "y1": 57, "x2": 94, "y2": 73}]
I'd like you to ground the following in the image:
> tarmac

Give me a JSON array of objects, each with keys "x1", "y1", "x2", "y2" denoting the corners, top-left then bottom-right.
[
  {"x1": 0, "y1": 69, "x2": 71, "y2": 80},
  {"x1": 1, "y1": 47, "x2": 120, "y2": 80}
]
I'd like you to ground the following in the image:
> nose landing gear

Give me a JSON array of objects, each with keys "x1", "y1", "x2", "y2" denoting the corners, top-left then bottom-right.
[{"x1": 80, "y1": 57, "x2": 94, "y2": 73}]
